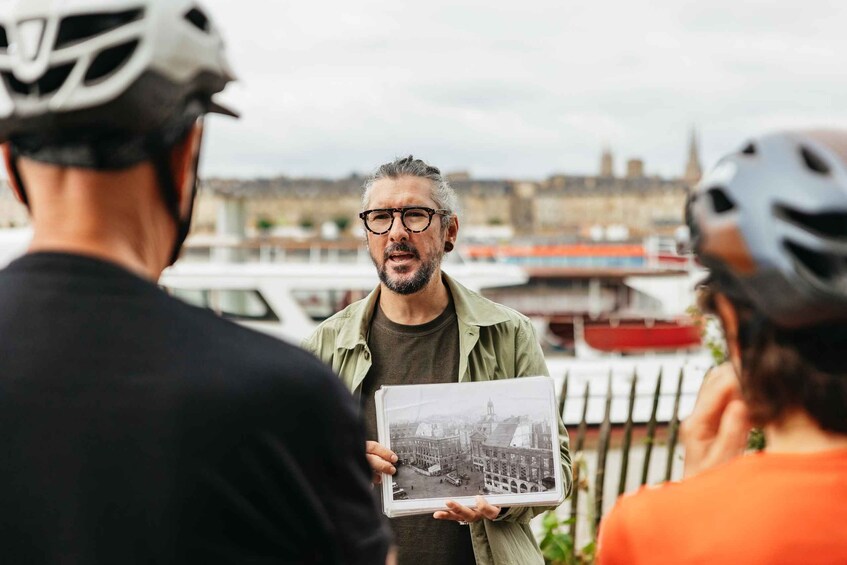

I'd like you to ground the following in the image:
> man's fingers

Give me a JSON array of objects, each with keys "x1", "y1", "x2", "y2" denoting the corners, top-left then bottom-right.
[
  {"x1": 366, "y1": 441, "x2": 398, "y2": 463},
  {"x1": 365, "y1": 453, "x2": 396, "y2": 475},
  {"x1": 475, "y1": 495, "x2": 501, "y2": 520},
  {"x1": 432, "y1": 498, "x2": 500, "y2": 523},
  {"x1": 433, "y1": 509, "x2": 463, "y2": 521},
  {"x1": 364, "y1": 441, "x2": 397, "y2": 477}
]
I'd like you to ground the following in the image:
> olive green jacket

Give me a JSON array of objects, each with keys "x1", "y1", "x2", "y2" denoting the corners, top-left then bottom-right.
[{"x1": 303, "y1": 273, "x2": 572, "y2": 565}]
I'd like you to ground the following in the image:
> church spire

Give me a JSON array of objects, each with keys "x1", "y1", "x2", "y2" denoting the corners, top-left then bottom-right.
[
  {"x1": 600, "y1": 144, "x2": 614, "y2": 178},
  {"x1": 684, "y1": 127, "x2": 702, "y2": 184}
]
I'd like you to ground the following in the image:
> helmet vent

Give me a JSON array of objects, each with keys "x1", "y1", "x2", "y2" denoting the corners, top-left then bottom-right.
[
  {"x1": 184, "y1": 8, "x2": 211, "y2": 33},
  {"x1": 55, "y1": 9, "x2": 144, "y2": 49},
  {"x1": 707, "y1": 187, "x2": 736, "y2": 214},
  {"x1": 2, "y1": 62, "x2": 74, "y2": 96},
  {"x1": 800, "y1": 145, "x2": 831, "y2": 175},
  {"x1": 741, "y1": 143, "x2": 756, "y2": 155},
  {"x1": 775, "y1": 205, "x2": 847, "y2": 240},
  {"x1": 784, "y1": 239, "x2": 846, "y2": 282},
  {"x1": 0, "y1": 26, "x2": 8, "y2": 50},
  {"x1": 84, "y1": 40, "x2": 139, "y2": 84}
]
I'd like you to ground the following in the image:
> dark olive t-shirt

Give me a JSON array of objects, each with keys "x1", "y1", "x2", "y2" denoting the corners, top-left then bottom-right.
[{"x1": 360, "y1": 296, "x2": 476, "y2": 565}]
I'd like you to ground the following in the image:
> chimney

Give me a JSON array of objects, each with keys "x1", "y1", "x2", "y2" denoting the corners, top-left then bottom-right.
[{"x1": 626, "y1": 158, "x2": 644, "y2": 179}]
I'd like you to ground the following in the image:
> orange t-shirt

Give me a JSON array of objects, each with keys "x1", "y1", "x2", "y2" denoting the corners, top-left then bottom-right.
[{"x1": 597, "y1": 449, "x2": 847, "y2": 565}]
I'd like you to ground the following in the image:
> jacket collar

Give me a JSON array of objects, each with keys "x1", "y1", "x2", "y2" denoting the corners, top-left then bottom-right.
[{"x1": 334, "y1": 270, "x2": 509, "y2": 350}]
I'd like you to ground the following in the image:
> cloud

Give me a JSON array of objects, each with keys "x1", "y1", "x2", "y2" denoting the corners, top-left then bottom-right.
[{"x1": 199, "y1": 0, "x2": 847, "y2": 179}]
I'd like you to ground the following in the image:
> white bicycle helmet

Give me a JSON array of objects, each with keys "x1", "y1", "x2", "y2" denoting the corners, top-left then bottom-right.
[
  {"x1": 687, "y1": 130, "x2": 847, "y2": 328},
  {"x1": 0, "y1": 0, "x2": 237, "y2": 264},
  {"x1": 0, "y1": 0, "x2": 236, "y2": 167}
]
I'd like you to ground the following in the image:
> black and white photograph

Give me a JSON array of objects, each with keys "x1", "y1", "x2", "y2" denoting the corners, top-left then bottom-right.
[{"x1": 375, "y1": 376, "x2": 564, "y2": 517}]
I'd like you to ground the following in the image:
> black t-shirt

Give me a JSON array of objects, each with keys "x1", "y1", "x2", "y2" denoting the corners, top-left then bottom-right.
[
  {"x1": 361, "y1": 298, "x2": 476, "y2": 565},
  {"x1": 0, "y1": 252, "x2": 390, "y2": 565}
]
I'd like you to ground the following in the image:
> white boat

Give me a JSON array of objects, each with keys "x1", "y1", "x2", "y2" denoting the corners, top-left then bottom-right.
[
  {"x1": 0, "y1": 227, "x2": 30, "y2": 267},
  {"x1": 0, "y1": 227, "x2": 711, "y2": 424},
  {"x1": 160, "y1": 259, "x2": 529, "y2": 344}
]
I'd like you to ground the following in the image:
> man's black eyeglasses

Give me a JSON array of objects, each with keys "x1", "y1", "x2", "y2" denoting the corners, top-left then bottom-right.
[{"x1": 359, "y1": 206, "x2": 450, "y2": 235}]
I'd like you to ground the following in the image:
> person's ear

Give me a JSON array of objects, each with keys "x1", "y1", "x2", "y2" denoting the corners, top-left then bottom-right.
[
  {"x1": 714, "y1": 293, "x2": 742, "y2": 374},
  {"x1": 444, "y1": 215, "x2": 459, "y2": 253},
  {"x1": 169, "y1": 121, "x2": 204, "y2": 216}
]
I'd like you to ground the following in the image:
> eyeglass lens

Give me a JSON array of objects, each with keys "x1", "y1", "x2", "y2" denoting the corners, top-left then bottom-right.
[{"x1": 366, "y1": 208, "x2": 432, "y2": 233}]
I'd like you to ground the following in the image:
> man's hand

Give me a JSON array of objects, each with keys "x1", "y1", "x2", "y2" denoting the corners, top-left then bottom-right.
[
  {"x1": 680, "y1": 362, "x2": 753, "y2": 478},
  {"x1": 433, "y1": 495, "x2": 500, "y2": 524},
  {"x1": 365, "y1": 441, "x2": 397, "y2": 485}
]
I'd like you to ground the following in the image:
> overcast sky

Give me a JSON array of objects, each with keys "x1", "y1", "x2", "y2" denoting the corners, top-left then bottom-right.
[
  {"x1": 383, "y1": 378, "x2": 554, "y2": 423},
  {"x1": 199, "y1": 0, "x2": 847, "y2": 180}
]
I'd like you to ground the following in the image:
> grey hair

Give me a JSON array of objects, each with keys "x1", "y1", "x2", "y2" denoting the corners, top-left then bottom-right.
[{"x1": 361, "y1": 155, "x2": 459, "y2": 227}]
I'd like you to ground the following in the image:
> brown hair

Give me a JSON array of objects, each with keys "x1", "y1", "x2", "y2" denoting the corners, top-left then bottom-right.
[{"x1": 698, "y1": 280, "x2": 847, "y2": 433}]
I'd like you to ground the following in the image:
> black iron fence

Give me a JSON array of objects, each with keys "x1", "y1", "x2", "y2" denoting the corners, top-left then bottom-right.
[{"x1": 550, "y1": 363, "x2": 709, "y2": 559}]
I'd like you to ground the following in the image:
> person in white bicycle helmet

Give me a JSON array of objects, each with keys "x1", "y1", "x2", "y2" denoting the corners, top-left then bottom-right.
[
  {"x1": 0, "y1": 0, "x2": 237, "y2": 263},
  {"x1": 597, "y1": 130, "x2": 847, "y2": 565},
  {"x1": 0, "y1": 2, "x2": 393, "y2": 564}
]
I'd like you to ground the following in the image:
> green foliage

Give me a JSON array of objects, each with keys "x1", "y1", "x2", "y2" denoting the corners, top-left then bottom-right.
[
  {"x1": 333, "y1": 216, "x2": 351, "y2": 232},
  {"x1": 487, "y1": 217, "x2": 504, "y2": 226},
  {"x1": 539, "y1": 513, "x2": 574, "y2": 564},
  {"x1": 255, "y1": 216, "x2": 275, "y2": 232},
  {"x1": 539, "y1": 513, "x2": 595, "y2": 565},
  {"x1": 539, "y1": 454, "x2": 596, "y2": 565},
  {"x1": 299, "y1": 217, "x2": 315, "y2": 229},
  {"x1": 747, "y1": 427, "x2": 766, "y2": 451},
  {"x1": 686, "y1": 304, "x2": 726, "y2": 365}
]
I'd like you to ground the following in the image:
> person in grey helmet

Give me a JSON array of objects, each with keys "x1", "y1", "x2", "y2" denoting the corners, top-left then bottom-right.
[
  {"x1": 597, "y1": 130, "x2": 847, "y2": 565},
  {"x1": 0, "y1": 1, "x2": 391, "y2": 563}
]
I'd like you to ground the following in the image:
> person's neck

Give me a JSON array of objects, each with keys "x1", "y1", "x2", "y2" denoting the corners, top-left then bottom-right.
[
  {"x1": 29, "y1": 232, "x2": 165, "y2": 281},
  {"x1": 21, "y1": 159, "x2": 175, "y2": 281},
  {"x1": 378, "y1": 271, "x2": 449, "y2": 325},
  {"x1": 765, "y1": 409, "x2": 847, "y2": 453}
]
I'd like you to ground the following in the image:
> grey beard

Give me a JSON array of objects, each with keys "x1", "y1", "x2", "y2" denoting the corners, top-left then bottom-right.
[{"x1": 374, "y1": 246, "x2": 442, "y2": 295}]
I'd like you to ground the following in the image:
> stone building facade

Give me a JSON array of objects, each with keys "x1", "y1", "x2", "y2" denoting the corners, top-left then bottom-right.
[
  {"x1": 0, "y1": 137, "x2": 701, "y2": 238},
  {"x1": 195, "y1": 172, "x2": 690, "y2": 241},
  {"x1": 481, "y1": 417, "x2": 556, "y2": 494},
  {"x1": 390, "y1": 421, "x2": 420, "y2": 465},
  {"x1": 411, "y1": 434, "x2": 461, "y2": 475}
]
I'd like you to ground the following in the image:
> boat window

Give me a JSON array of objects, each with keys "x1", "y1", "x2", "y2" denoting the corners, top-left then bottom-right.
[
  {"x1": 217, "y1": 289, "x2": 279, "y2": 322},
  {"x1": 166, "y1": 287, "x2": 279, "y2": 322},
  {"x1": 292, "y1": 288, "x2": 368, "y2": 322},
  {"x1": 170, "y1": 288, "x2": 211, "y2": 309}
]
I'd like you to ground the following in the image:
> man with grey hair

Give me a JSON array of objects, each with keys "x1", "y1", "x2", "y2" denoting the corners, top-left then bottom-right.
[{"x1": 304, "y1": 155, "x2": 572, "y2": 565}]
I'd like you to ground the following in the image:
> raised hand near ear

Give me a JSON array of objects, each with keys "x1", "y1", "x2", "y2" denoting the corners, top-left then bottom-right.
[{"x1": 681, "y1": 362, "x2": 753, "y2": 478}]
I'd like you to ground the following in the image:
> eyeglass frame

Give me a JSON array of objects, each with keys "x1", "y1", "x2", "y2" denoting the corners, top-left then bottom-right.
[{"x1": 358, "y1": 206, "x2": 451, "y2": 235}]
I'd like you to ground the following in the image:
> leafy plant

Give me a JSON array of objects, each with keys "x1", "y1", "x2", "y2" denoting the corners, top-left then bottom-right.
[
  {"x1": 687, "y1": 304, "x2": 726, "y2": 365},
  {"x1": 333, "y1": 216, "x2": 351, "y2": 232},
  {"x1": 255, "y1": 216, "x2": 275, "y2": 232},
  {"x1": 539, "y1": 454, "x2": 596, "y2": 565}
]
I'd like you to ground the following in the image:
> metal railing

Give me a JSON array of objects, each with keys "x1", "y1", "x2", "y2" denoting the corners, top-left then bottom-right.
[{"x1": 555, "y1": 365, "x2": 703, "y2": 556}]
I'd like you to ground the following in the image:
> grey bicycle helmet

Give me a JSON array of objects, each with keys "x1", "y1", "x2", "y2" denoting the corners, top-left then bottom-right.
[{"x1": 687, "y1": 130, "x2": 847, "y2": 328}]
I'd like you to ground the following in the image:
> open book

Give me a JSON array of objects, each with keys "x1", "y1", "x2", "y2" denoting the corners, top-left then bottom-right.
[{"x1": 375, "y1": 376, "x2": 566, "y2": 518}]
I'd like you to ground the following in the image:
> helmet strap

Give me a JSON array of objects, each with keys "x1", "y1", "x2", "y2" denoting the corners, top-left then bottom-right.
[
  {"x1": 145, "y1": 133, "x2": 198, "y2": 267},
  {"x1": 3, "y1": 144, "x2": 30, "y2": 208}
]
